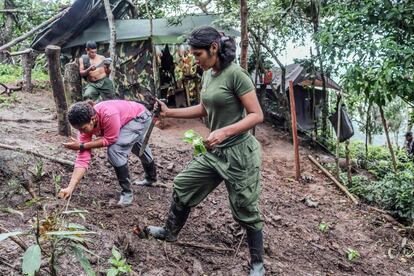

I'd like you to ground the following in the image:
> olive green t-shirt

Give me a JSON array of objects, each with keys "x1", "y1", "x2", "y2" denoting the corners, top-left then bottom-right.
[{"x1": 201, "y1": 62, "x2": 255, "y2": 147}]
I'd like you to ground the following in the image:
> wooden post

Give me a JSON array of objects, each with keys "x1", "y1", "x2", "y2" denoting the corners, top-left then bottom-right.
[
  {"x1": 103, "y1": 0, "x2": 117, "y2": 80},
  {"x1": 21, "y1": 51, "x2": 34, "y2": 93},
  {"x1": 64, "y1": 61, "x2": 82, "y2": 105},
  {"x1": 289, "y1": 80, "x2": 301, "y2": 181},
  {"x1": 335, "y1": 95, "x2": 342, "y2": 179},
  {"x1": 378, "y1": 104, "x2": 397, "y2": 172},
  {"x1": 45, "y1": 45, "x2": 71, "y2": 136}
]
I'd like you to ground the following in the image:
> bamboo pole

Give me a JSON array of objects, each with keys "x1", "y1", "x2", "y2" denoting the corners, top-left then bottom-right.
[
  {"x1": 308, "y1": 155, "x2": 358, "y2": 204},
  {"x1": 289, "y1": 80, "x2": 301, "y2": 181},
  {"x1": 103, "y1": 0, "x2": 117, "y2": 80}
]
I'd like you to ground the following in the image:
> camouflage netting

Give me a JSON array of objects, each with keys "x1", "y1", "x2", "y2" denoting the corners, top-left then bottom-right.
[{"x1": 62, "y1": 40, "x2": 202, "y2": 108}]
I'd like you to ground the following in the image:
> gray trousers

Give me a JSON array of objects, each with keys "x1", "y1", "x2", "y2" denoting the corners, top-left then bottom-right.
[{"x1": 107, "y1": 110, "x2": 154, "y2": 168}]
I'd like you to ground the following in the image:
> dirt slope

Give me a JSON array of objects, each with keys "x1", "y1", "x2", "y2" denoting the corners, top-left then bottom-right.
[{"x1": 0, "y1": 89, "x2": 413, "y2": 275}]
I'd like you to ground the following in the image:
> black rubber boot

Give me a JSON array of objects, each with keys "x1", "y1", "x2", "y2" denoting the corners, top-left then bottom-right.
[
  {"x1": 145, "y1": 200, "x2": 190, "y2": 241},
  {"x1": 135, "y1": 161, "x2": 157, "y2": 186},
  {"x1": 114, "y1": 164, "x2": 133, "y2": 205},
  {"x1": 247, "y1": 229, "x2": 265, "y2": 276}
]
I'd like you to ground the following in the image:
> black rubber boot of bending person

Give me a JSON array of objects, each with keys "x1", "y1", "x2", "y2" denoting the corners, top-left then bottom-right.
[
  {"x1": 114, "y1": 164, "x2": 133, "y2": 205},
  {"x1": 145, "y1": 200, "x2": 190, "y2": 241},
  {"x1": 246, "y1": 229, "x2": 265, "y2": 276},
  {"x1": 135, "y1": 161, "x2": 157, "y2": 186}
]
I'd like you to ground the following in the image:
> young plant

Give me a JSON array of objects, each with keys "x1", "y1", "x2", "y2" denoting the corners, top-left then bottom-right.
[
  {"x1": 53, "y1": 174, "x2": 62, "y2": 197},
  {"x1": 0, "y1": 209, "x2": 96, "y2": 276},
  {"x1": 318, "y1": 221, "x2": 329, "y2": 233},
  {"x1": 107, "y1": 247, "x2": 132, "y2": 276},
  {"x1": 346, "y1": 248, "x2": 360, "y2": 261},
  {"x1": 183, "y1": 129, "x2": 207, "y2": 156}
]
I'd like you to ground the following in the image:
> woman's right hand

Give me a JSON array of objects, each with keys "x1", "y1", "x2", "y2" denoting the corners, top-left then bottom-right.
[{"x1": 155, "y1": 98, "x2": 169, "y2": 117}]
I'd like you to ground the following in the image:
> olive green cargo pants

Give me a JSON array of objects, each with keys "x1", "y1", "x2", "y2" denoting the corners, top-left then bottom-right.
[
  {"x1": 83, "y1": 77, "x2": 116, "y2": 101},
  {"x1": 173, "y1": 135, "x2": 263, "y2": 231}
]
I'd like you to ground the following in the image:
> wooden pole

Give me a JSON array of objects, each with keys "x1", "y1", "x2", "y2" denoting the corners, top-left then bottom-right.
[
  {"x1": 45, "y1": 45, "x2": 71, "y2": 136},
  {"x1": 103, "y1": 0, "x2": 117, "y2": 81},
  {"x1": 0, "y1": 9, "x2": 66, "y2": 52},
  {"x1": 308, "y1": 155, "x2": 358, "y2": 204},
  {"x1": 64, "y1": 61, "x2": 82, "y2": 105},
  {"x1": 378, "y1": 104, "x2": 398, "y2": 172},
  {"x1": 289, "y1": 80, "x2": 301, "y2": 181},
  {"x1": 21, "y1": 51, "x2": 37, "y2": 93},
  {"x1": 335, "y1": 95, "x2": 342, "y2": 178}
]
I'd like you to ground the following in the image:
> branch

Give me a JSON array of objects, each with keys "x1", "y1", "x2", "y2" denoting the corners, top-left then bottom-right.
[
  {"x1": 0, "y1": 9, "x2": 67, "y2": 52},
  {"x1": 280, "y1": 0, "x2": 296, "y2": 20},
  {"x1": 0, "y1": 9, "x2": 28, "y2": 13},
  {"x1": 249, "y1": 28, "x2": 284, "y2": 69},
  {"x1": 193, "y1": 0, "x2": 212, "y2": 14},
  {"x1": 0, "y1": 226, "x2": 28, "y2": 251},
  {"x1": 0, "y1": 142, "x2": 74, "y2": 167}
]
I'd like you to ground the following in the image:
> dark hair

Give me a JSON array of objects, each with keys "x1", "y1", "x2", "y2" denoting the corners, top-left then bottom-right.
[
  {"x1": 85, "y1": 41, "x2": 97, "y2": 49},
  {"x1": 187, "y1": 26, "x2": 236, "y2": 70},
  {"x1": 406, "y1": 131, "x2": 413, "y2": 137},
  {"x1": 67, "y1": 101, "x2": 96, "y2": 126}
]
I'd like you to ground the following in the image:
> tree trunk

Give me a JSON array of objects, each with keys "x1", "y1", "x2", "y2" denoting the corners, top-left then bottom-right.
[
  {"x1": 345, "y1": 140, "x2": 352, "y2": 185},
  {"x1": 103, "y1": 0, "x2": 116, "y2": 80},
  {"x1": 378, "y1": 104, "x2": 397, "y2": 172},
  {"x1": 407, "y1": 107, "x2": 414, "y2": 132},
  {"x1": 145, "y1": 0, "x2": 159, "y2": 98},
  {"x1": 365, "y1": 101, "x2": 371, "y2": 158},
  {"x1": 0, "y1": 0, "x2": 15, "y2": 62},
  {"x1": 64, "y1": 61, "x2": 82, "y2": 105},
  {"x1": 45, "y1": 45, "x2": 71, "y2": 136},
  {"x1": 21, "y1": 51, "x2": 37, "y2": 93},
  {"x1": 240, "y1": 0, "x2": 248, "y2": 69}
]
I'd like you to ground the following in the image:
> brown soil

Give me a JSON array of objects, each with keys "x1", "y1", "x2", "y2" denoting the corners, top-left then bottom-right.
[{"x1": 0, "y1": 89, "x2": 413, "y2": 275}]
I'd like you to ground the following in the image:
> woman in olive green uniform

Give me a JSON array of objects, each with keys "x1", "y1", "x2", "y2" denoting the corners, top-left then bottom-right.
[{"x1": 147, "y1": 27, "x2": 265, "y2": 276}]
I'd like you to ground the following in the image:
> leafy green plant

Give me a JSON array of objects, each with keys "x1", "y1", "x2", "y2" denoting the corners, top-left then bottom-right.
[
  {"x1": 346, "y1": 248, "x2": 360, "y2": 261},
  {"x1": 107, "y1": 247, "x2": 132, "y2": 276},
  {"x1": 0, "y1": 208, "x2": 96, "y2": 276},
  {"x1": 318, "y1": 222, "x2": 328, "y2": 233},
  {"x1": 182, "y1": 129, "x2": 207, "y2": 156},
  {"x1": 53, "y1": 174, "x2": 62, "y2": 197},
  {"x1": 0, "y1": 93, "x2": 20, "y2": 108}
]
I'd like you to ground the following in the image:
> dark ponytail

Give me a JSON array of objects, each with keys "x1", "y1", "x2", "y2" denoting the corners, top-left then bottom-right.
[{"x1": 188, "y1": 26, "x2": 236, "y2": 70}]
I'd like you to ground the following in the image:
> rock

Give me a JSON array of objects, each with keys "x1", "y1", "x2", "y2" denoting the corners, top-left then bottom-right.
[
  {"x1": 192, "y1": 258, "x2": 204, "y2": 275},
  {"x1": 302, "y1": 196, "x2": 319, "y2": 208},
  {"x1": 167, "y1": 162, "x2": 174, "y2": 171}
]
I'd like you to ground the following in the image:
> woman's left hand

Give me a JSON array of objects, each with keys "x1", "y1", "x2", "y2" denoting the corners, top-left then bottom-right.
[
  {"x1": 63, "y1": 137, "x2": 81, "y2": 151},
  {"x1": 205, "y1": 129, "x2": 228, "y2": 148}
]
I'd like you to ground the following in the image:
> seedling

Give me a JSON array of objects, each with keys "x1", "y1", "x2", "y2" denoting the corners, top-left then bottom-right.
[
  {"x1": 346, "y1": 248, "x2": 360, "y2": 261},
  {"x1": 107, "y1": 247, "x2": 132, "y2": 276},
  {"x1": 183, "y1": 129, "x2": 207, "y2": 156},
  {"x1": 318, "y1": 222, "x2": 328, "y2": 233}
]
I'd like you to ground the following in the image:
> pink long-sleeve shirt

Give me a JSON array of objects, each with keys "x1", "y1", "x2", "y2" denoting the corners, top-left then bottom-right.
[{"x1": 75, "y1": 100, "x2": 146, "y2": 169}]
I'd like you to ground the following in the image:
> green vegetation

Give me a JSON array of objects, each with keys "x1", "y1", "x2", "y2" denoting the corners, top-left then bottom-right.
[
  {"x1": 0, "y1": 64, "x2": 49, "y2": 84},
  {"x1": 183, "y1": 129, "x2": 207, "y2": 156}
]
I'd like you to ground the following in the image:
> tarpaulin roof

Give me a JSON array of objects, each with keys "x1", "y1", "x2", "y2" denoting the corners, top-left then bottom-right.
[
  {"x1": 255, "y1": 64, "x2": 341, "y2": 91},
  {"x1": 63, "y1": 15, "x2": 239, "y2": 48},
  {"x1": 31, "y1": 0, "x2": 135, "y2": 51}
]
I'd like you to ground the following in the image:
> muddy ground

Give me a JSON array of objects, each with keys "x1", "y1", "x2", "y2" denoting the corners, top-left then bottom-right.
[{"x1": 0, "y1": 88, "x2": 413, "y2": 275}]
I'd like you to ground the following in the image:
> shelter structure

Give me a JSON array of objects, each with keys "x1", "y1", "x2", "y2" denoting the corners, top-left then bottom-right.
[
  {"x1": 255, "y1": 64, "x2": 341, "y2": 131},
  {"x1": 31, "y1": 0, "x2": 238, "y2": 105}
]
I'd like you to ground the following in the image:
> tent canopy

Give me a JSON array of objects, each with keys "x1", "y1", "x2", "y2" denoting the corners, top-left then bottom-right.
[{"x1": 63, "y1": 15, "x2": 239, "y2": 48}]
